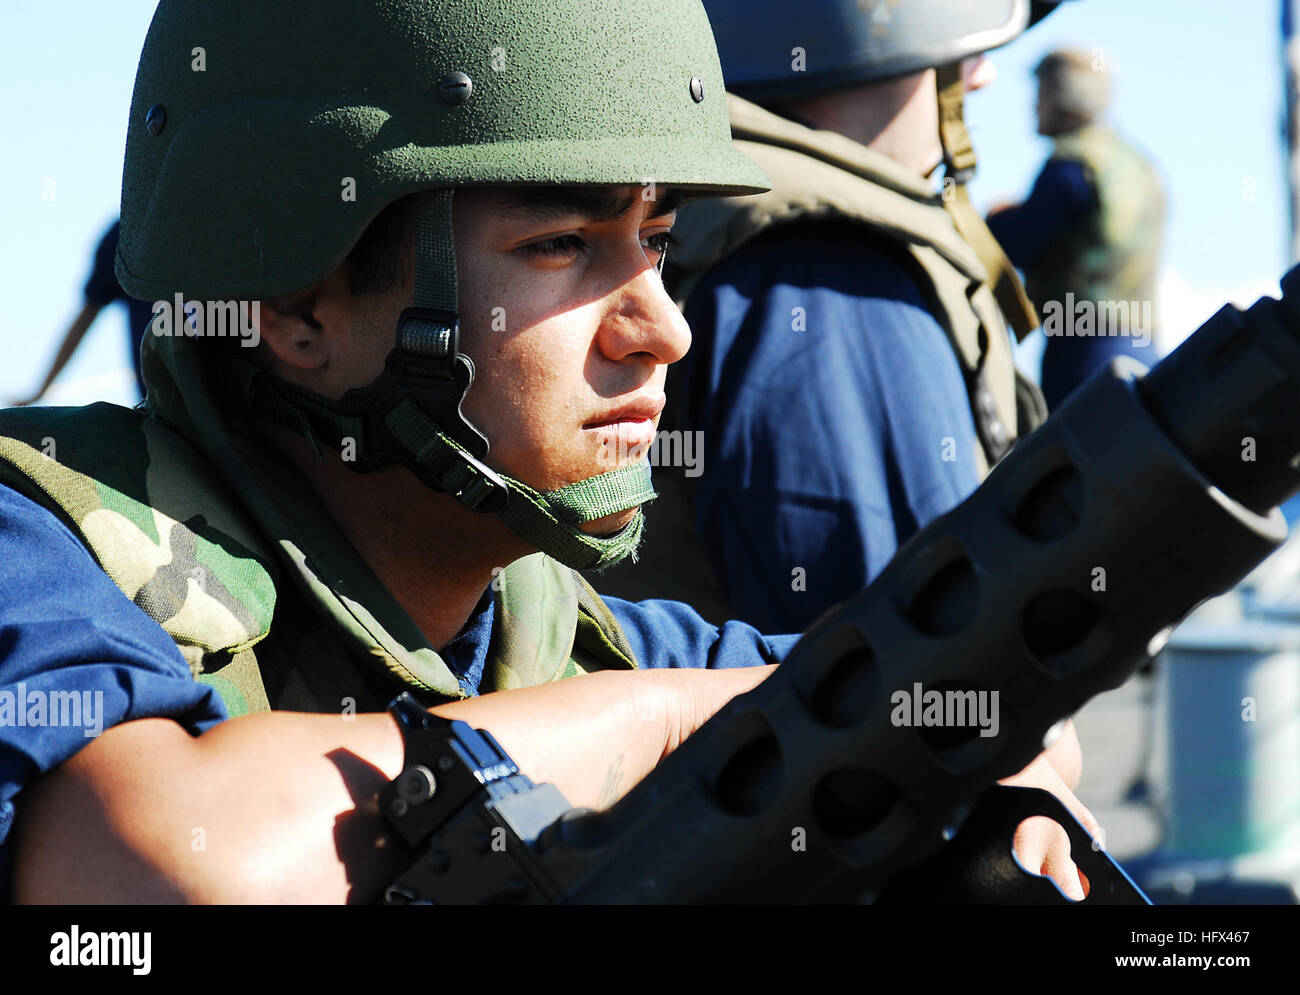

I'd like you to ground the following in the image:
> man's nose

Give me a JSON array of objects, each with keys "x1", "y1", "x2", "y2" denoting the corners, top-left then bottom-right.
[{"x1": 598, "y1": 258, "x2": 691, "y2": 366}]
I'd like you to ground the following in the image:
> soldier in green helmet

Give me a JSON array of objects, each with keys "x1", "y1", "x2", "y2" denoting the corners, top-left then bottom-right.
[{"x1": 1, "y1": 0, "x2": 1091, "y2": 903}]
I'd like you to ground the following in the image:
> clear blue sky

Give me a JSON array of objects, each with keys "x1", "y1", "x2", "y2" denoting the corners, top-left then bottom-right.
[{"x1": 0, "y1": 0, "x2": 1289, "y2": 405}]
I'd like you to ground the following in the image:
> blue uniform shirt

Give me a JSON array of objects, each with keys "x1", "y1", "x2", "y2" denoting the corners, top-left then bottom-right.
[
  {"x1": 1, "y1": 484, "x2": 795, "y2": 899},
  {"x1": 441, "y1": 589, "x2": 795, "y2": 690},
  {"x1": 0, "y1": 484, "x2": 228, "y2": 898},
  {"x1": 674, "y1": 221, "x2": 983, "y2": 632},
  {"x1": 986, "y1": 158, "x2": 1095, "y2": 265}
]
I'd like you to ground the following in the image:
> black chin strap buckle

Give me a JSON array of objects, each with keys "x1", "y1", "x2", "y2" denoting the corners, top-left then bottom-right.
[
  {"x1": 387, "y1": 306, "x2": 492, "y2": 463},
  {"x1": 397, "y1": 307, "x2": 460, "y2": 380},
  {"x1": 442, "y1": 449, "x2": 510, "y2": 513}
]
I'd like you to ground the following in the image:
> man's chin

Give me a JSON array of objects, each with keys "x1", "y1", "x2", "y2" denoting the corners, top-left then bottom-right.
[{"x1": 577, "y1": 506, "x2": 640, "y2": 536}]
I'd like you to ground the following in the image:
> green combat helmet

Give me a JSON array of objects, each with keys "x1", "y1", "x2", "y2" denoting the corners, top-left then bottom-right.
[{"x1": 115, "y1": 0, "x2": 768, "y2": 571}]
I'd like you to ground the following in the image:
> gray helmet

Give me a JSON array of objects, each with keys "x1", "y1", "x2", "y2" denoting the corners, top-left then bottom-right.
[
  {"x1": 699, "y1": 0, "x2": 1069, "y2": 348},
  {"x1": 703, "y1": 0, "x2": 1066, "y2": 101}
]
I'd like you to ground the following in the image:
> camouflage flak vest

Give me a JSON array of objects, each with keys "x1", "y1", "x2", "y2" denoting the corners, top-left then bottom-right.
[
  {"x1": 1025, "y1": 125, "x2": 1165, "y2": 326},
  {"x1": 592, "y1": 94, "x2": 1031, "y2": 622},
  {"x1": 0, "y1": 402, "x2": 641, "y2": 718}
]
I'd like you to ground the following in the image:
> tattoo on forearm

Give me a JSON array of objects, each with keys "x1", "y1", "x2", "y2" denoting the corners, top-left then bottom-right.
[{"x1": 597, "y1": 753, "x2": 624, "y2": 808}]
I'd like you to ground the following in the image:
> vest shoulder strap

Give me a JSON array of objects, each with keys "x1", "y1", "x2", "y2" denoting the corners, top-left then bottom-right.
[
  {"x1": 670, "y1": 98, "x2": 990, "y2": 304},
  {"x1": 483, "y1": 551, "x2": 638, "y2": 690},
  {"x1": 669, "y1": 95, "x2": 1021, "y2": 470},
  {"x1": 572, "y1": 569, "x2": 639, "y2": 672}
]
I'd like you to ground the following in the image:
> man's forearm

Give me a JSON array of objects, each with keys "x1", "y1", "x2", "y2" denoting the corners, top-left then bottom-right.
[
  {"x1": 13, "y1": 666, "x2": 772, "y2": 904},
  {"x1": 14, "y1": 711, "x2": 406, "y2": 904}
]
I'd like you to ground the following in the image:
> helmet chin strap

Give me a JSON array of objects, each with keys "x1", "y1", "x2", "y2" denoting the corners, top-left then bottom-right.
[
  {"x1": 227, "y1": 188, "x2": 657, "y2": 571},
  {"x1": 935, "y1": 62, "x2": 1039, "y2": 343}
]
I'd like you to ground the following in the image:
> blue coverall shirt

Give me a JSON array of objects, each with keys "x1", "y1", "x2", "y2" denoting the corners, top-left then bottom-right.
[
  {"x1": 0, "y1": 484, "x2": 227, "y2": 897},
  {"x1": 675, "y1": 220, "x2": 984, "y2": 632},
  {"x1": 0, "y1": 483, "x2": 796, "y2": 899}
]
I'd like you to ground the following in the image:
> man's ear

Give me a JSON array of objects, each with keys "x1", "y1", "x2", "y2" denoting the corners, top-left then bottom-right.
[{"x1": 257, "y1": 284, "x2": 331, "y2": 372}]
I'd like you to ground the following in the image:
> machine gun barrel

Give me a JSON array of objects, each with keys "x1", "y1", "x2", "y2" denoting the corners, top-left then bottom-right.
[
  {"x1": 384, "y1": 268, "x2": 1300, "y2": 904},
  {"x1": 544, "y1": 269, "x2": 1300, "y2": 902}
]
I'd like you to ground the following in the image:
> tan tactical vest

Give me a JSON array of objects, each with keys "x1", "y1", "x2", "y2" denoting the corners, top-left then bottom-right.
[
  {"x1": 593, "y1": 95, "x2": 1029, "y2": 624},
  {"x1": 671, "y1": 95, "x2": 1023, "y2": 468},
  {"x1": 1026, "y1": 125, "x2": 1165, "y2": 322},
  {"x1": 0, "y1": 334, "x2": 640, "y2": 718}
]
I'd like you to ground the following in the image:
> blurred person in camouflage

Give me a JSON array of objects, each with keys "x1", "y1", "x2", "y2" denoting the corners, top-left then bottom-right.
[{"x1": 988, "y1": 47, "x2": 1166, "y2": 410}]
